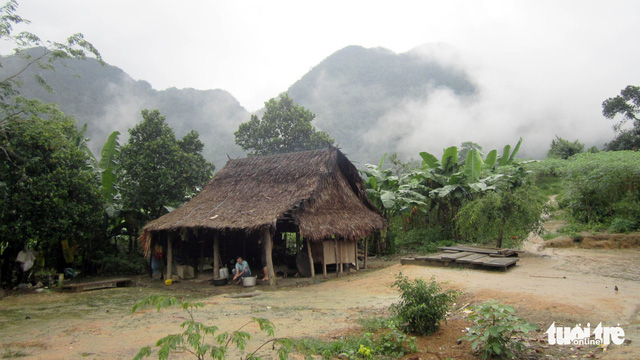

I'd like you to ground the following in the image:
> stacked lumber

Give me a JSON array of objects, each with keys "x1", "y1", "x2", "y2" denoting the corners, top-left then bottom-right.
[{"x1": 400, "y1": 244, "x2": 520, "y2": 271}]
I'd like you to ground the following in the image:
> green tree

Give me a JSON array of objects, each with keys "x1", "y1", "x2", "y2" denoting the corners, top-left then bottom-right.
[
  {"x1": 234, "y1": 93, "x2": 334, "y2": 155},
  {"x1": 119, "y1": 110, "x2": 214, "y2": 222},
  {"x1": 546, "y1": 136, "x2": 584, "y2": 159},
  {"x1": 0, "y1": 102, "x2": 103, "y2": 280},
  {"x1": 456, "y1": 184, "x2": 547, "y2": 248},
  {"x1": 458, "y1": 141, "x2": 483, "y2": 164},
  {"x1": 0, "y1": 0, "x2": 103, "y2": 283},
  {"x1": 602, "y1": 85, "x2": 640, "y2": 150}
]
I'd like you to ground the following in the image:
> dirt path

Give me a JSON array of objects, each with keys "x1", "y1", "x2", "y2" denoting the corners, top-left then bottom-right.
[{"x1": 1, "y1": 245, "x2": 639, "y2": 359}]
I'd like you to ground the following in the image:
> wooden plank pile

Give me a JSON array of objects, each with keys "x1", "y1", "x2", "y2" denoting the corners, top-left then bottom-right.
[
  {"x1": 400, "y1": 244, "x2": 522, "y2": 271},
  {"x1": 62, "y1": 278, "x2": 134, "y2": 292}
]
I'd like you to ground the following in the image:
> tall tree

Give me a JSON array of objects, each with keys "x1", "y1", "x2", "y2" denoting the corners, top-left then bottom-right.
[
  {"x1": 234, "y1": 92, "x2": 334, "y2": 155},
  {"x1": 0, "y1": 0, "x2": 103, "y2": 283},
  {"x1": 602, "y1": 85, "x2": 640, "y2": 150},
  {"x1": 119, "y1": 110, "x2": 214, "y2": 221},
  {"x1": 0, "y1": 102, "x2": 103, "y2": 280},
  {"x1": 547, "y1": 136, "x2": 584, "y2": 159}
]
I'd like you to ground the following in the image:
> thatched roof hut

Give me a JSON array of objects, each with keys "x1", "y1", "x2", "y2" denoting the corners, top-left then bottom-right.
[{"x1": 140, "y1": 147, "x2": 385, "y2": 285}]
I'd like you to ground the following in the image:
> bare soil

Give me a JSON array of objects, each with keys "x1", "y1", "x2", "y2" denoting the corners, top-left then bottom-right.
[{"x1": 1, "y1": 241, "x2": 639, "y2": 359}]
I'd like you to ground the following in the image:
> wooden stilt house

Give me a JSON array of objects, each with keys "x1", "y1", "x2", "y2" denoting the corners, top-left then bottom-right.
[{"x1": 139, "y1": 147, "x2": 386, "y2": 286}]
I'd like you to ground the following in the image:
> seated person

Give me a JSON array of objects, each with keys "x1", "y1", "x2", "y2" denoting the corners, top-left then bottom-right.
[{"x1": 231, "y1": 256, "x2": 251, "y2": 285}]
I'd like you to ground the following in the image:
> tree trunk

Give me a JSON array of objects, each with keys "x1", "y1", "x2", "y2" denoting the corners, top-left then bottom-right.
[
  {"x1": 306, "y1": 238, "x2": 315, "y2": 279},
  {"x1": 263, "y1": 228, "x2": 276, "y2": 286}
]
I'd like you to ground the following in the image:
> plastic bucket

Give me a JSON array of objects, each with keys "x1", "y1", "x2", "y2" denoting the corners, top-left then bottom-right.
[
  {"x1": 219, "y1": 267, "x2": 229, "y2": 279},
  {"x1": 242, "y1": 276, "x2": 257, "y2": 287}
]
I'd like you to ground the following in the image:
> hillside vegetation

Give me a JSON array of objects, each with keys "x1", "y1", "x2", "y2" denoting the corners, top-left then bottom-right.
[{"x1": 288, "y1": 45, "x2": 476, "y2": 163}]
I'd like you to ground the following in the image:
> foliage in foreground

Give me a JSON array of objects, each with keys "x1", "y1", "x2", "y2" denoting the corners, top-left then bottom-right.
[
  {"x1": 292, "y1": 326, "x2": 415, "y2": 360},
  {"x1": 391, "y1": 273, "x2": 459, "y2": 335},
  {"x1": 460, "y1": 302, "x2": 538, "y2": 360},
  {"x1": 131, "y1": 295, "x2": 291, "y2": 360}
]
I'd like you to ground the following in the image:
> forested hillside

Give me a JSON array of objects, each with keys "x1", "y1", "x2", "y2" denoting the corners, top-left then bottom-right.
[
  {"x1": 0, "y1": 48, "x2": 248, "y2": 168},
  {"x1": 288, "y1": 45, "x2": 477, "y2": 163}
]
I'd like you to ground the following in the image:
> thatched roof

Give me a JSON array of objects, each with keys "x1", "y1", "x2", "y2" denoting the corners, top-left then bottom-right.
[{"x1": 141, "y1": 147, "x2": 386, "y2": 242}]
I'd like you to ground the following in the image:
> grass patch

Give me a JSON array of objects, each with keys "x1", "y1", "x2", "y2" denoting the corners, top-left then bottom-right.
[
  {"x1": 292, "y1": 327, "x2": 416, "y2": 359},
  {"x1": 1, "y1": 348, "x2": 29, "y2": 359}
]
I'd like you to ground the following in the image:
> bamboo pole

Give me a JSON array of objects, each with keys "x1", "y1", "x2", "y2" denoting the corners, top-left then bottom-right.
[
  {"x1": 306, "y1": 237, "x2": 315, "y2": 279},
  {"x1": 213, "y1": 232, "x2": 220, "y2": 280},
  {"x1": 263, "y1": 228, "x2": 276, "y2": 286}
]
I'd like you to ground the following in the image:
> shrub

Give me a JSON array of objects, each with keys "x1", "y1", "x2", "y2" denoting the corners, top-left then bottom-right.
[
  {"x1": 460, "y1": 302, "x2": 538, "y2": 359},
  {"x1": 96, "y1": 251, "x2": 147, "y2": 275},
  {"x1": 391, "y1": 273, "x2": 458, "y2": 335},
  {"x1": 609, "y1": 218, "x2": 638, "y2": 233},
  {"x1": 456, "y1": 185, "x2": 548, "y2": 248},
  {"x1": 559, "y1": 151, "x2": 640, "y2": 224}
]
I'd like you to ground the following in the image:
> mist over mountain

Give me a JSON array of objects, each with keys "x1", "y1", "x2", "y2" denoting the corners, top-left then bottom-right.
[
  {"x1": 1, "y1": 45, "x2": 615, "y2": 168},
  {"x1": 288, "y1": 45, "x2": 478, "y2": 164},
  {"x1": 0, "y1": 49, "x2": 248, "y2": 169}
]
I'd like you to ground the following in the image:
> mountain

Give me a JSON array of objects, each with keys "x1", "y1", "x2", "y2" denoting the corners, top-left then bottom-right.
[
  {"x1": 287, "y1": 45, "x2": 477, "y2": 164},
  {"x1": 0, "y1": 48, "x2": 248, "y2": 169},
  {"x1": 1, "y1": 45, "x2": 477, "y2": 168}
]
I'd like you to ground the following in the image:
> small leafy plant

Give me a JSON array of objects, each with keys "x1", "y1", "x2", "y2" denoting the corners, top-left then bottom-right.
[
  {"x1": 460, "y1": 302, "x2": 538, "y2": 359},
  {"x1": 391, "y1": 273, "x2": 459, "y2": 335},
  {"x1": 131, "y1": 295, "x2": 291, "y2": 360}
]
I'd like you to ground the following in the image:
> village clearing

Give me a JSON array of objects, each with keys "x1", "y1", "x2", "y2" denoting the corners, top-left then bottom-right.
[{"x1": 1, "y1": 235, "x2": 639, "y2": 360}]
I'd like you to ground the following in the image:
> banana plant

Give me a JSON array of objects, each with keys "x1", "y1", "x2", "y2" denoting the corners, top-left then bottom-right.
[
  {"x1": 362, "y1": 154, "x2": 427, "y2": 217},
  {"x1": 497, "y1": 137, "x2": 523, "y2": 167},
  {"x1": 96, "y1": 131, "x2": 121, "y2": 217}
]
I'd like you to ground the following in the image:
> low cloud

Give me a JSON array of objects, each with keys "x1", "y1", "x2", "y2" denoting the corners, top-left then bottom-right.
[{"x1": 362, "y1": 44, "x2": 616, "y2": 161}]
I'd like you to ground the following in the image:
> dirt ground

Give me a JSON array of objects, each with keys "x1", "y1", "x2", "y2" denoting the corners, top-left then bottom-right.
[{"x1": 1, "y1": 239, "x2": 639, "y2": 359}]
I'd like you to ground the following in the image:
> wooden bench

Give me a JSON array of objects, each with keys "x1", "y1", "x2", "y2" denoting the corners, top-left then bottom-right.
[{"x1": 62, "y1": 278, "x2": 134, "y2": 292}]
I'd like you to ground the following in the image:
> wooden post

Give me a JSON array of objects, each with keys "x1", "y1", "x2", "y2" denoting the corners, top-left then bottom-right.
[
  {"x1": 355, "y1": 240, "x2": 359, "y2": 271},
  {"x1": 213, "y1": 232, "x2": 220, "y2": 280},
  {"x1": 338, "y1": 240, "x2": 343, "y2": 274},
  {"x1": 263, "y1": 227, "x2": 276, "y2": 286},
  {"x1": 166, "y1": 233, "x2": 173, "y2": 280},
  {"x1": 364, "y1": 236, "x2": 368, "y2": 270},
  {"x1": 306, "y1": 237, "x2": 315, "y2": 279},
  {"x1": 322, "y1": 241, "x2": 327, "y2": 278},
  {"x1": 334, "y1": 238, "x2": 339, "y2": 277}
]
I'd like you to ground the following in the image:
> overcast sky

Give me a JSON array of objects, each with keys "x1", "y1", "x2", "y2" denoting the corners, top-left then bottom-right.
[{"x1": 7, "y1": 0, "x2": 640, "y2": 154}]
